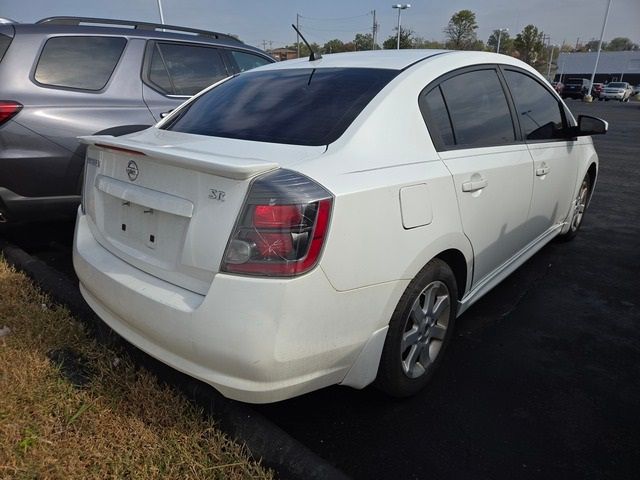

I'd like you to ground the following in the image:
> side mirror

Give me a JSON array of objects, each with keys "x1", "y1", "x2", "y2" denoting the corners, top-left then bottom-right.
[{"x1": 570, "y1": 115, "x2": 608, "y2": 137}]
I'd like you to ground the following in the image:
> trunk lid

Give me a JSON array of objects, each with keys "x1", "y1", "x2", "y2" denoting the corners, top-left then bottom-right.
[{"x1": 80, "y1": 128, "x2": 325, "y2": 294}]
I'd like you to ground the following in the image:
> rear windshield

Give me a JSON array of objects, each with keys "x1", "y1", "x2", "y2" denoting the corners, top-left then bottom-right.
[
  {"x1": 163, "y1": 67, "x2": 399, "y2": 146},
  {"x1": 607, "y1": 82, "x2": 626, "y2": 88}
]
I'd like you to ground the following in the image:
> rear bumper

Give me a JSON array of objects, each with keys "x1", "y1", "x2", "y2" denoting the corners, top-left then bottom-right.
[
  {"x1": 0, "y1": 187, "x2": 79, "y2": 223},
  {"x1": 73, "y1": 211, "x2": 401, "y2": 403}
]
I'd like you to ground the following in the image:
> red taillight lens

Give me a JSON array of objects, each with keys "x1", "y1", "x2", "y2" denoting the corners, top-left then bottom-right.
[
  {"x1": 222, "y1": 170, "x2": 333, "y2": 277},
  {"x1": 253, "y1": 204, "x2": 303, "y2": 229},
  {"x1": 0, "y1": 101, "x2": 22, "y2": 126}
]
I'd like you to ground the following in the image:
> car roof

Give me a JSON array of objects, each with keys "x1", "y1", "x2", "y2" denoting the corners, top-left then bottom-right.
[{"x1": 258, "y1": 49, "x2": 452, "y2": 71}]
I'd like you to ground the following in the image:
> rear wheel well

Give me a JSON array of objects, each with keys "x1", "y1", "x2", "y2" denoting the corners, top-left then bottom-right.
[{"x1": 435, "y1": 249, "x2": 468, "y2": 300}]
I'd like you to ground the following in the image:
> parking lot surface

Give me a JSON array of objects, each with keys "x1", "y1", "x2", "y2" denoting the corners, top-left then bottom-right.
[
  {"x1": 254, "y1": 100, "x2": 640, "y2": 479},
  {"x1": 2, "y1": 100, "x2": 639, "y2": 479}
]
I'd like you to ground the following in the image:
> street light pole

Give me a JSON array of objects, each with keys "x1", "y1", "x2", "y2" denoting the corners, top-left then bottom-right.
[
  {"x1": 156, "y1": 0, "x2": 165, "y2": 24},
  {"x1": 547, "y1": 45, "x2": 556, "y2": 80},
  {"x1": 392, "y1": 4, "x2": 411, "y2": 50},
  {"x1": 587, "y1": 0, "x2": 612, "y2": 99},
  {"x1": 496, "y1": 28, "x2": 508, "y2": 53}
]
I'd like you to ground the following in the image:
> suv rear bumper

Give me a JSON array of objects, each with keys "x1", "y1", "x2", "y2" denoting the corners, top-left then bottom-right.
[
  {"x1": 0, "y1": 187, "x2": 79, "y2": 223},
  {"x1": 73, "y1": 211, "x2": 401, "y2": 403}
]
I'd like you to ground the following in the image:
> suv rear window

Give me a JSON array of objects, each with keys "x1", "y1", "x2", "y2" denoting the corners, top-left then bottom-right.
[
  {"x1": 35, "y1": 36, "x2": 126, "y2": 91},
  {"x1": 0, "y1": 33, "x2": 12, "y2": 62},
  {"x1": 163, "y1": 68, "x2": 399, "y2": 146},
  {"x1": 147, "y1": 42, "x2": 229, "y2": 96}
]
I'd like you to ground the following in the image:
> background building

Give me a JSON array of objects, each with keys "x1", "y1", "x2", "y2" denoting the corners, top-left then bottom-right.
[{"x1": 555, "y1": 51, "x2": 640, "y2": 85}]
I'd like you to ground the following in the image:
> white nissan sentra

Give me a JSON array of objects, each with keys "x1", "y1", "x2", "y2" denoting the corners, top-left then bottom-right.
[{"x1": 74, "y1": 50, "x2": 606, "y2": 403}]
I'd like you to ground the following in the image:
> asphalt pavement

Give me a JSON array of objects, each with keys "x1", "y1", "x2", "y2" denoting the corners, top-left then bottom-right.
[{"x1": 2, "y1": 100, "x2": 639, "y2": 479}]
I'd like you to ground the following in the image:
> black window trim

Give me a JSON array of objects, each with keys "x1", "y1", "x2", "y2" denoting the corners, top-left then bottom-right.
[
  {"x1": 31, "y1": 34, "x2": 128, "y2": 93},
  {"x1": 419, "y1": 64, "x2": 523, "y2": 152},
  {"x1": 497, "y1": 65, "x2": 575, "y2": 144},
  {"x1": 141, "y1": 39, "x2": 273, "y2": 97}
]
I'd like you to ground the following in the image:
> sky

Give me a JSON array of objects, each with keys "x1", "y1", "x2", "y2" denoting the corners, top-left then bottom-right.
[{"x1": 2, "y1": 0, "x2": 639, "y2": 50}]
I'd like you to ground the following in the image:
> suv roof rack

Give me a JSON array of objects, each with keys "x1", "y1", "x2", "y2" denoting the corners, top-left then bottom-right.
[{"x1": 36, "y1": 16, "x2": 242, "y2": 44}]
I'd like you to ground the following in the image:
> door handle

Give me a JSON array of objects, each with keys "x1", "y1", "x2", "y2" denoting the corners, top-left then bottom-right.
[
  {"x1": 536, "y1": 166, "x2": 550, "y2": 176},
  {"x1": 462, "y1": 178, "x2": 488, "y2": 192}
]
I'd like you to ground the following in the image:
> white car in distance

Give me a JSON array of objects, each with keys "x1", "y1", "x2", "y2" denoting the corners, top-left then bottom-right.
[
  {"x1": 602, "y1": 81, "x2": 633, "y2": 101},
  {"x1": 74, "y1": 50, "x2": 607, "y2": 403}
]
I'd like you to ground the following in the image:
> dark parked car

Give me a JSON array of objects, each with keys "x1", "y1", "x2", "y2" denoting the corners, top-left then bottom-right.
[
  {"x1": 592, "y1": 83, "x2": 605, "y2": 99},
  {"x1": 562, "y1": 78, "x2": 590, "y2": 100},
  {"x1": 0, "y1": 17, "x2": 274, "y2": 224}
]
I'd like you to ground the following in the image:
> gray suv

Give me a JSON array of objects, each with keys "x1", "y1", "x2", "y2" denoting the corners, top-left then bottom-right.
[{"x1": 0, "y1": 17, "x2": 274, "y2": 223}]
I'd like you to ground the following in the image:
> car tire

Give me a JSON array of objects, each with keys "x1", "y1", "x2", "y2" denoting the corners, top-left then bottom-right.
[
  {"x1": 557, "y1": 174, "x2": 592, "y2": 242},
  {"x1": 375, "y1": 259, "x2": 458, "y2": 397}
]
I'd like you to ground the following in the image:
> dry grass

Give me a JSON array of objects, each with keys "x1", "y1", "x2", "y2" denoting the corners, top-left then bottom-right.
[{"x1": 0, "y1": 259, "x2": 273, "y2": 480}]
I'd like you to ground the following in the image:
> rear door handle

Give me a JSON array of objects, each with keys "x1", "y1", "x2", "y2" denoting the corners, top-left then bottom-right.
[
  {"x1": 462, "y1": 178, "x2": 488, "y2": 192},
  {"x1": 536, "y1": 166, "x2": 550, "y2": 176}
]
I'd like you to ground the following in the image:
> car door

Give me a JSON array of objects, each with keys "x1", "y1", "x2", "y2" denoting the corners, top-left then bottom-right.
[
  {"x1": 141, "y1": 41, "x2": 231, "y2": 121},
  {"x1": 421, "y1": 67, "x2": 534, "y2": 287},
  {"x1": 501, "y1": 68, "x2": 578, "y2": 237}
]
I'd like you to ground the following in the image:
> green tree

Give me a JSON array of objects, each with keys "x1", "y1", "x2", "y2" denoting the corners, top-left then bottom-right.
[
  {"x1": 412, "y1": 36, "x2": 445, "y2": 49},
  {"x1": 285, "y1": 42, "x2": 321, "y2": 58},
  {"x1": 606, "y1": 37, "x2": 638, "y2": 51},
  {"x1": 584, "y1": 39, "x2": 607, "y2": 52},
  {"x1": 444, "y1": 10, "x2": 478, "y2": 50},
  {"x1": 487, "y1": 29, "x2": 513, "y2": 54},
  {"x1": 514, "y1": 25, "x2": 544, "y2": 65},
  {"x1": 383, "y1": 27, "x2": 414, "y2": 49},
  {"x1": 323, "y1": 38, "x2": 346, "y2": 53},
  {"x1": 354, "y1": 33, "x2": 378, "y2": 51}
]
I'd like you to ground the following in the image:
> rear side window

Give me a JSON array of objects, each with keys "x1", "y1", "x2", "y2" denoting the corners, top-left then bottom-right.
[
  {"x1": 504, "y1": 70, "x2": 566, "y2": 141},
  {"x1": 0, "y1": 34, "x2": 12, "y2": 62},
  {"x1": 439, "y1": 69, "x2": 515, "y2": 148},
  {"x1": 230, "y1": 50, "x2": 272, "y2": 72},
  {"x1": 163, "y1": 68, "x2": 399, "y2": 146},
  {"x1": 34, "y1": 36, "x2": 126, "y2": 91},
  {"x1": 420, "y1": 86, "x2": 455, "y2": 148},
  {"x1": 147, "y1": 42, "x2": 228, "y2": 96}
]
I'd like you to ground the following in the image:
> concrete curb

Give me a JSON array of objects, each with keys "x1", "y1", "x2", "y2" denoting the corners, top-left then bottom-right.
[{"x1": 0, "y1": 239, "x2": 349, "y2": 480}]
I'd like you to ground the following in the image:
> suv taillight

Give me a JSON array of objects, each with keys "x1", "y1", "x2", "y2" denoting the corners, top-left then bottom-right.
[
  {"x1": 0, "y1": 101, "x2": 22, "y2": 126},
  {"x1": 222, "y1": 169, "x2": 333, "y2": 277}
]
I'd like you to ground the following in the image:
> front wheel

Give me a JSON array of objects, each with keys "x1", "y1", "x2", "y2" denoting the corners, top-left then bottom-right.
[
  {"x1": 558, "y1": 174, "x2": 592, "y2": 242},
  {"x1": 375, "y1": 259, "x2": 458, "y2": 397}
]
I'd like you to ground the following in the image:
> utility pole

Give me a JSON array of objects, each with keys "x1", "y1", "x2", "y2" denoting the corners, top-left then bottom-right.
[
  {"x1": 296, "y1": 13, "x2": 300, "y2": 58},
  {"x1": 575, "y1": 37, "x2": 581, "y2": 51},
  {"x1": 372, "y1": 10, "x2": 377, "y2": 50},
  {"x1": 587, "y1": 0, "x2": 613, "y2": 98}
]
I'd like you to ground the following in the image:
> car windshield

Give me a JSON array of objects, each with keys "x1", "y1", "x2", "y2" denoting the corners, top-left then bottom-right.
[
  {"x1": 162, "y1": 67, "x2": 399, "y2": 146},
  {"x1": 607, "y1": 83, "x2": 626, "y2": 88}
]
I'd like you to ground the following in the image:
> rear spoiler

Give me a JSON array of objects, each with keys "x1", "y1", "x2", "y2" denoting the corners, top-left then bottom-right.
[{"x1": 79, "y1": 135, "x2": 279, "y2": 181}]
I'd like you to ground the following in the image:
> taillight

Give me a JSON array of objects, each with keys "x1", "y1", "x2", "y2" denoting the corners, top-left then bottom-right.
[
  {"x1": 0, "y1": 101, "x2": 22, "y2": 126},
  {"x1": 222, "y1": 169, "x2": 333, "y2": 277}
]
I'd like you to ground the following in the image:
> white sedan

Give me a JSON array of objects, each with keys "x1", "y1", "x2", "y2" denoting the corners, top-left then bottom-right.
[{"x1": 74, "y1": 50, "x2": 606, "y2": 403}]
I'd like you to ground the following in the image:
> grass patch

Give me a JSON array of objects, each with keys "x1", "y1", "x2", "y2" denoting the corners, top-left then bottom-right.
[{"x1": 0, "y1": 259, "x2": 273, "y2": 479}]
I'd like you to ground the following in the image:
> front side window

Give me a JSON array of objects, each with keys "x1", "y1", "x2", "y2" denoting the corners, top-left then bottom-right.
[
  {"x1": 34, "y1": 36, "x2": 126, "y2": 90},
  {"x1": 439, "y1": 69, "x2": 516, "y2": 148},
  {"x1": 504, "y1": 70, "x2": 566, "y2": 141},
  {"x1": 163, "y1": 68, "x2": 399, "y2": 146},
  {"x1": 147, "y1": 42, "x2": 229, "y2": 96}
]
